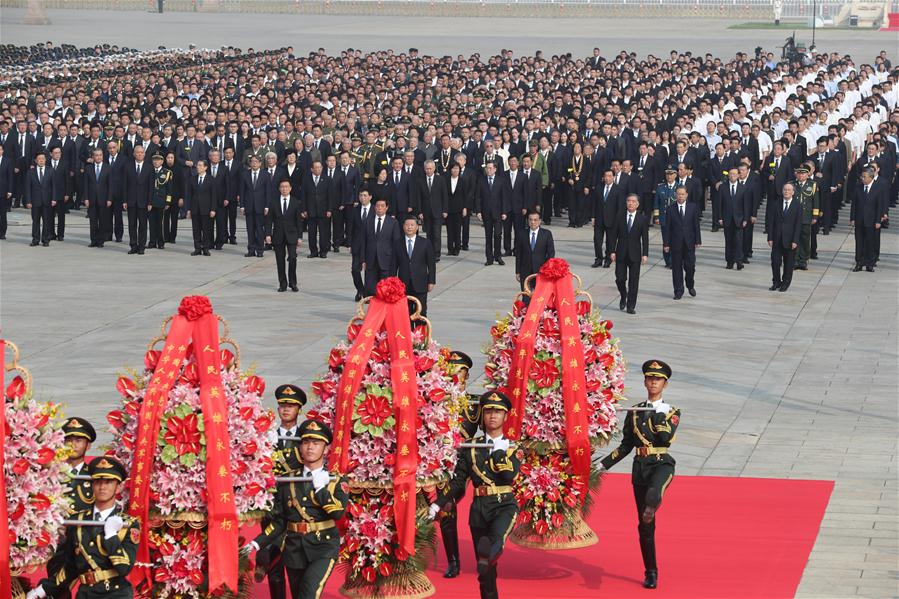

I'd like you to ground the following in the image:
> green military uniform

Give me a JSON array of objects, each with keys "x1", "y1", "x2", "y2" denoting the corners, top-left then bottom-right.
[
  {"x1": 149, "y1": 153, "x2": 172, "y2": 249},
  {"x1": 62, "y1": 417, "x2": 97, "y2": 513},
  {"x1": 793, "y1": 167, "x2": 819, "y2": 268},
  {"x1": 354, "y1": 143, "x2": 380, "y2": 182},
  {"x1": 254, "y1": 420, "x2": 347, "y2": 599},
  {"x1": 38, "y1": 457, "x2": 139, "y2": 599},
  {"x1": 243, "y1": 145, "x2": 267, "y2": 169},
  {"x1": 438, "y1": 352, "x2": 479, "y2": 578},
  {"x1": 601, "y1": 360, "x2": 680, "y2": 590},
  {"x1": 654, "y1": 173, "x2": 679, "y2": 266},
  {"x1": 259, "y1": 385, "x2": 308, "y2": 599},
  {"x1": 442, "y1": 392, "x2": 520, "y2": 599}
]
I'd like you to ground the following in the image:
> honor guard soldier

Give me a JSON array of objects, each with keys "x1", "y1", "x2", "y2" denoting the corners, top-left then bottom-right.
[
  {"x1": 653, "y1": 169, "x2": 679, "y2": 267},
  {"x1": 28, "y1": 457, "x2": 140, "y2": 599},
  {"x1": 63, "y1": 417, "x2": 97, "y2": 512},
  {"x1": 437, "y1": 351, "x2": 481, "y2": 579},
  {"x1": 792, "y1": 165, "x2": 819, "y2": 270},
  {"x1": 600, "y1": 360, "x2": 680, "y2": 590},
  {"x1": 243, "y1": 420, "x2": 347, "y2": 599},
  {"x1": 357, "y1": 133, "x2": 381, "y2": 183},
  {"x1": 432, "y1": 391, "x2": 520, "y2": 599},
  {"x1": 257, "y1": 384, "x2": 309, "y2": 599},
  {"x1": 148, "y1": 152, "x2": 172, "y2": 250}
]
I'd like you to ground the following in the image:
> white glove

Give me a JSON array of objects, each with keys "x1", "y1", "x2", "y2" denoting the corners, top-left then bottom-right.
[
  {"x1": 239, "y1": 541, "x2": 259, "y2": 556},
  {"x1": 654, "y1": 401, "x2": 670, "y2": 415},
  {"x1": 103, "y1": 515, "x2": 124, "y2": 540},
  {"x1": 312, "y1": 470, "x2": 330, "y2": 491},
  {"x1": 492, "y1": 438, "x2": 510, "y2": 453},
  {"x1": 27, "y1": 587, "x2": 46, "y2": 599},
  {"x1": 427, "y1": 503, "x2": 441, "y2": 520}
]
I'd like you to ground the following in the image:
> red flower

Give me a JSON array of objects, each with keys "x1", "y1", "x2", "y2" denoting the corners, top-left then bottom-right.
[
  {"x1": 584, "y1": 347, "x2": 598, "y2": 365},
  {"x1": 329, "y1": 348, "x2": 345, "y2": 369},
  {"x1": 107, "y1": 410, "x2": 125, "y2": 431},
  {"x1": 189, "y1": 569, "x2": 205, "y2": 585},
  {"x1": 576, "y1": 300, "x2": 591, "y2": 316},
  {"x1": 232, "y1": 461, "x2": 247, "y2": 475},
  {"x1": 244, "y1": 482, "x2": 264, "y2": 497},
  {"x1": 10, "y1": 503, "x2": 24, "y2": 521},
  {"x1": 163, "y1": 413, "x2": 202, "y2": 456},
  {"x1": 490, "y1": 325, "x2": 502, "y2": 339},
  {"x1": 253, "y1": 415, "x2": 271, "y2": 433},
  {"x1": 517, "y1": 510, "x2": 533, "y2": 524},
  {"x1": 347, "y1": 503, "x2": 363, "y2": 518},
  {"x1": 592, "y1": 330, "x2": 610, "y2": 345},
  {"x1": 512, "y1": 300, "x2": 527, "y2": 317},
  {"x1": 116, "y1": 376, "x2": 136, "y2": 398},
  {"x1": 394, "y1": 545, "x2": 410, "y2": 561},
  {"x1": 534, "y1": 520, "x2": 549, "y2": 535},
  {"x1": 311, "y1": 380, "x2": 335, "y2": 399},
  {"x1": 124, "y1": 401, "x2": 141, "y2": 417},
  {"x1": 428, "y1": 388, "x2": 446, "y2": 403},
  {"x1": 179, "y1": 362, "x2": 199, "y2": 386},
  {"x1": 415, "y1": 355, "x2": 435, "y2": 372},
  {"x1": 12, "y1": 459, "x2": 29, "y2": 475},
  {"x1": 602, "y1": 388, "x2": 614, "y2": 401},
  {"x1": 602, "y1": 320, "x2": 613, "y2": 330},
  {"x1": 530, "y1": 359, "x2": 559, "y2": 389},
  {"x1": 551, "y1": 512, "x2": 565, "y2": 529},
  {"x1": 30, "y1": 493, "x2": 51, "y2": 511},
  {"x1": 357, "y1": 394, "x2": 391, "y2": 427},
  {"x1": 5, "y1": 376, "x2": 26, "y2": 401},
  {"x1": 154, "y1": 569, "x2": 170, "y2": 582},
  {"x1": 541, "y1": 316, "x2": 560, "y2": 338},
  {"x1": 37, "y1": 447, "x2": 56, "y2": 465},
  {"x1": 177, "y1": 295, "x2": 213, "y2": 321},
  {"x1": 599, "y1": 353, "x2": 615, "y2": 370},
  {"x1": 219, "y1": 349, "x2": 235, "y2": 369},
  {"x1": 525, "y1": 424, "x2": 539, "y2": 437},
  {"x1": 242, "y1": 440, "x2": 258, "y2": 455},
  {"x1": 144, "y1": 350, "x2": 160, "y2": 371},
  {"x1": 245, "y1": 375, "x2": 265, "y2": 395},
  {"x1": 347, "y1": 323, "x2": 361, "y2": 341},
  {"x1": 378, "y1": 562, "x2": 393, "y2": 577},
  {"x1": 538, "y1": 257, "x2": 570, "y2": 280},
  {"x1": 564, "y1": 493, "x2": 579, "y2": 508},
  {"x1": 362, "y1": 566, "x2": 377, "y2": 583},
  {"x1": 375, "y1": 277, "x2": 407, "y2": 304},
  {"x1": 36, "y1": 530, "x2": 51, "y2": 547}
]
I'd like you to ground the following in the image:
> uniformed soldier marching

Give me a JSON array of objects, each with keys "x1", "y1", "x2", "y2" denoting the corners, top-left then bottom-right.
[
  {"x1": 244, "y1": 419, "x2": 347, "y2": 599},
  {"x1": 432, "y1": 391, "x2": 520, "y2": 599},
  {"x1": 792, "y1": 165, "x2": 819, "y2": 270},
  {"x1": 148, "y1": 152, "x2": 172, "y2": 250},
  {"x1": 28, "y1": 457, "x2": 140, "y2": 599},
  {"x1": 256, "y1": 384, "x2": 308, "y2": 599},
  {"x1": 653, "y1": 169, "x2": 679, "y2": 267},
  {"x1": 600, "y1": 360, "x2": 680, "y2": 590},
  {"x1": 437, "y1": 351, "x2": 481, "y2": 578}
]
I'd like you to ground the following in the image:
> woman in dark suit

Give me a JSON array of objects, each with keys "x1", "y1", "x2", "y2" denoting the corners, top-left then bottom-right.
[
  {"x1": 566, "y1": 142, "x2": 593, "y2": 227},
  {"x1": 164, "y1": 152, "x2": 183, "y2": 243},
  {"x1": 283, "y1": 149, "x2": 305, "y2": 239},
  {"x1": 445, "y1": 163, "x2": 469, "y2": 256},
  {"x1": 368, "y1": 169, "x2": 391, "y2": 206}
]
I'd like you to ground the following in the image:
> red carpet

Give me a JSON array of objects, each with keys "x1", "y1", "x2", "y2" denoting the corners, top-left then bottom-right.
[{"x1": 253, "y1": 473, "x2": 834, "y2": 599}]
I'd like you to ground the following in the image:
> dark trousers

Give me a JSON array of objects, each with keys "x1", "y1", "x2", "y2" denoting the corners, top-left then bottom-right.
[
  {"x1": 407, "y1": 291, "x2": 428, "y2": 317},
  {"x1": 274, "y1": 242, "x2": 298, "y2": 288},
  {"x1": 31, "y1": 203, "x2": 52, "y2": 243},
  {"x1": 743, "y1": 219, "x2": 755, "y2": 257},
  {"x1": 855, "y1": 224, "x2": 877, "y2": 267},
  {"x1": 285, "y1": 557, "x2": 337, "y2": 599},
  {"x1": 633, "y1": 461, "x2": 675, "y2": 573},
  {"x1": 615, "y1": 258, "x2": 642, "y2": 310},
  {"x1": 440, "y1": 505, "x2": 460, "y2": 565},
  {"x1": 88, "y1": 205, "x2": 109, "y2": 245},
  {"x1": 723, "y1": 222, "x2": 744, "y2": 265},
  {"x1": 332, "y1": 205, "x2": 348, "y2": 248},
  {"x1": 214, "y1": 207, "x2": 228, "y2": 247},
  {"x1": 163, "y1": 204, "x2": 178, "y2": 242},
  {"x1": 819, "y1": 189, "x2": 832, "y2": 229},
  {"x1": 462, "y1": 212, "x2": 471, "y2": 248},
  {"x1": 351, "y1": 254, "x2": 364, "y2": 295},
  {"x1": 424, "y1": 214, "x2": 443, "y2": 257},
  {"x1": 0, "y1": 193, "x2": 7, "y2": 237},
  {"x1": 670, "y1": 245, "x2": 696, "y2": 294},
  {"x1": 470, "y1": 503, "x2": 516, "y2": 599},
  {"x1": 770, "y1": 242, "x2": 796, "y2": 286},
  {"x1": 594, "y1": 223, "x2": 615, "y2": 261},
  {"x1": 52, "y1": 199, "x2": 66, "y2": 238},
  {"x1": 307, "y1": 216, "x2": 330, "y2": 255},
  {"x1": 363, "y1": 264, "x2": 391, "y2": 297},
  {"x1": 542, "y1": 186, "x2": 555, "y2": 222},
  {"x1": 483, "y1": 215, "x2": 503, "y2": 262},
  {"x1": 226, "y1": 200, "x2": 238, "y2": 241},
  {"x1": 246, "y1": 210, "x2": 266, "y2": 254},
  {"x1": 192, "y1": 213, "x2": 213, "y2": 251},
  {"x1": 106, "y1": 199, "x2": 124, "y2": 241},
  {"x1": 641, "y1": 192, "x2": 654, "y2": 221},
  {"x1": 797, "y1": 224, "x2": 812, "y2": 266},
  {"x1": 127, "y1": 207, "x2": 148, "y2": 249},
  {"x1": 711, "y1": 189, "x2": 722, "y2": 226},
  {"x1": 446, "y1": 212, "x2": 463, "y2": 254},
  {"x1": 148, "y1": 207, "x2": 164, "y2": 247}
]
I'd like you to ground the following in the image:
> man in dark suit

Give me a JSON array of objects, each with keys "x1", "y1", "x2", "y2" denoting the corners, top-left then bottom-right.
[
  {"x1": 396, "y1": 215, "x2": 437, "y2": 316},
  {"x1": 661, "y1": 187, "x2": 701, "y2": 300},
  {"x1": 593, "y1": 170, "x2": 624, "y2": 268},
  {"x1": 850, "y1": 169, "x2": 888, "y2": 272},
  {"x1": 476, "y1": 163, "x2": 510, "y2": 266},
  {"x1": 336, "y1": 152, "x2": 362, "y2": 249},
  {"x1": 267, "y1": 179, "x2": 304, "y2": 292},
  {"x1": 415, "y1": 161, "x2": 448, "y2": 261},
  {"x1": 123, "y1": 145, "x2": 153, "y2": 254},
  {"x1": 0, "y1": 144, "x2": 13, "y2": 239},
  {"x1": 176, "y1": 124, "x2": 206, "y2": 178},
  {"x1": 716, "y1": 169, "x2": 750, "y2": 269},
  {"x1": 503, "y1": 156, "x2": 527, "y2": 258},
  {"x1": 12, "y1": 122, "x2": 36, "y2": 208},
  {"x1": 739, "y1": 163, "x2": 763, "y2": 261},
  {"x1": 47, "y1": 146, "x2": 70, "y2": 241},
  {"x1": 360, "y1": 198, "x2": 401, "y2": 295},
  {"x1": 765, "y1": 142, "x2": 794, "y2": 234},
  {"x1": 350, "y1": 189, "x2": 375, "y2": 300},
  {"x1": 386, "y1": 158, "x2": 414, "y2": 217},
  {"x1": 221, "y1": 147, "x2": 241, "y2": 245},
  {"x1": 240, "y1": 155, "x2": 270, "y2": 257},
  {"x1": 105, "y1": 140, "x2": 127, "y2": 242},
  {"x1": 83, "y1": 148, "x2": 111, "y2": 247},
  {"x1": 185, "y1": 160, "x2": 216, "y2": 256},
  {"x1": 610, "y1": 194, "x2": 649, "y2": 314},
  {"x1": 24, "y1": 153, "x2": 55, "y2": 246},
  {"x1": 812, "y1": 138, "x2": 837, "y2": 233},
  {"x1": 206, "y1": 150, "x2": 229, "y2": 250},
  {"x1": 301, "y1": 161, "x2": 333, "y2": 258},
  {"x1": 515, "y1": 211, "x2": 555, "y2": 291},
  {"x1": 634, "y1": 144, "x2": 659, "y2": 222},
  {"x1": 768, "y1": 182, "x2": 803, "y2": 291}
]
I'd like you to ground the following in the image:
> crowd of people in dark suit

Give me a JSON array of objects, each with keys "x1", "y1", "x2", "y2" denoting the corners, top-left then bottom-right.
[{"x1": 0, "y1": 41, "x2": 895, "y2": 314}]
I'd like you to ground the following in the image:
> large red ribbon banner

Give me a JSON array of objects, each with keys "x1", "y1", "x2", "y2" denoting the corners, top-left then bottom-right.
[
  {"x1": 331, "y1": 278, "x2": 419, "y2": 556},
  {"x1": 503, "y1": 259, "x2": 593, "y2": 486},
  {"x1": 127, "y1": 296, "x2": 239, "y2": 593}
]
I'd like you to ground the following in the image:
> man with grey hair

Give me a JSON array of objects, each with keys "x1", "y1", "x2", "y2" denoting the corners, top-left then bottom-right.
[
  {"x1": 768, "y1": 182, "x2": 802, "y2": 292},
  {"x1": 416, "y1": 160, "x2": 448, "y2": 261}
]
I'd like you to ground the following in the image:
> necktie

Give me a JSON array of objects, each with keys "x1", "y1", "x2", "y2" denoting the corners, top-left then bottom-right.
[
  {"x1": 376, "y1": 217, "x2": 382, "y2": 235},
  {"x1": 252, "y1": 171, "x2": 257, "y2": 186},
  {"x1": 640, "y1": 156, "x2": 645, "y2": 168},
  {"x1": 428, "y1": 177, "x2": 432, "y2": 190},
  {"x1": 679, "y1": 204, "x2": 684, "y2": 218},
  {"x1": 199, "y1": 175, "x2": 204, "y2": 185},
  {"x1": 52, "y1": 160, "x2": 57, "y2": 170},
  {"x1": 110, "y1": 156, "x2": 115, "y2": 166},
  {"x1": 775, "y1": 157, "x2": 780, "y2": 168},
  {"x1": 329, "y1": 169, "x2": 333, "y2": 178},
  {"x1": 96, "y1": 164, "x2": 101, "y2": 181},
  {"x1": 188, "y1": 139, "x2": 193, "y2": 149},
  {"x1": 211, "y1": 165, "x2": 216, "y2": 177},
  {"x1": 270, "y1": 168, "x2": 275, "y2": 177},
  {"x1": 864, "y1": 185, "x2": 869, "y2": 195},
  {"x1": 407, "y1": 238, "x2": 413, "y2": 258},
  {"x1": 394, "y1": 172, "x2": 399, "y2": 185},
  {"x1": 136, "y1": 163, "x2": 140, "y2": 175},
  {"x1": 731, "y1": 184, "x2": 736, "y2": 196},
  {"x1": 406, "y1": 167, "x2": 411, "y2": 174},
  {"x1": 94, "y1": 511, "x2": 103, "y2": 522},
  {"x1": 343, "y1": 167, "x2": 348, "y2": 175},
  {"x1": 314, "y1": 176, "x2": 319, "y2": 186},
  {"x1": 783, "y1": 201, "x2": 789, "y2": 214},
  {"x1": 627, "y1": 213, "x2": 633, "y2": 231},
  {"x1": 604, "y1": 186, "x2": 609, "y2": 200},
  {"x1": 488, "y1": 176, "x2": 493, "y2": 188},
  {"x1": 283, "y1": 197, "x2": 288, "y2": 213},
  {"x1": 362, "y1": 207, "x2": 368, "y2": 220},
  {"x1": 530, "y1": 230, "x2": 536, "y2": 250},
  {"x1": 38, "y1": 167, "x2": 43, "y2": 182}
]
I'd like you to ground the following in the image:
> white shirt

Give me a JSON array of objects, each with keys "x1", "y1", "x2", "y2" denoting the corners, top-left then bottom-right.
[{"x1": 93, "y1": 506, "x2": 116, "y2": 522}]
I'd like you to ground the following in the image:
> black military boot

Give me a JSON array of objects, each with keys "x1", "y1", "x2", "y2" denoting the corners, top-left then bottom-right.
[{"x1": 643, "y1": 570, "x2": 658, "y2": 589}]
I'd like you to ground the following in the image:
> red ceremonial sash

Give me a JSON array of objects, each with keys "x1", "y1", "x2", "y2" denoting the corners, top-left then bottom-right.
[
  {"x1": 332, "y1": 278, "x2": 419, "y2": 556},
  {"x1": 503, "y1": 259, "x2": 592, "y2": 485},
  {"x1": 127, "y1": 297, "x2": 239, "y2": 593},
  {"x1": 0, "y1": 339, "x2": 10, "y2": 599}
]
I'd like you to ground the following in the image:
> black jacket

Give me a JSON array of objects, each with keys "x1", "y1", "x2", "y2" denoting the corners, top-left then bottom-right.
[
  {"x1": 476, "y1": 174, "x2": 510, "y2": 219},
  {"x1": 515, "y1": 227, "x2": 555, "y2": 278},
  {"x1": 415, "y1": 173, "x2": 448, "y2": 219},
  {"x1": 24, "y1": 165, "x2": 55, "y2": 208},
  {"x1": 661, "y1": 201, "x2": 701, "y2": 249},
  {"x1": 767, "y1": 198, "x2": 802, "y2": 248},
  {"x1": 594, "y1": 182, "x2": 624, "y2": 227},
  {"x1": 610, "y1": 211, "x2": 649, "y2": 262},
  {"x1": 396, "y1": 234, "x2": 436, "y2": 294},
  {"x1": 185, "y1": 173, "x2": 216, "y2": 216},
  {"x1": 240, "y1": 169, "x2": 271, "y2": 214},
  {"x1": 300, "y1": 174, "x2": 333, "y2": 218},
  {"x1": 124, "y1": 159, "x2": 153, "y2": 209},
  {"x1": 269, "y1": 195, "x2": 303, "y2": 245},
  {"x1": 360, "y1": 213, "x2": 401, "y2": 273}
]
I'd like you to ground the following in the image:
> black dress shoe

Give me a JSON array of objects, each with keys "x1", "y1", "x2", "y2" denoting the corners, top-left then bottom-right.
[
  {"x1": 229, "y1": 238, "x2": 237, "y2": 245},
  {"x1": 627, "y1": 308, "x2": 636, "y2": 314},
  {"x1": 319, "y1": 252, "x2": 327, "y2": 259},
  {"x1": 602, "y1": 260, "x2": 611, "y2": 268},
  {"x1": 354, "y1": 292, "x2": 363, "y2": 301},
  {"x1": 711, "y1": 226, "x2": 720, "y2": 232},
  {"x1": 822, "y1": 230, "x2": 829, "y2": 235},
  {"x1": 115, "y1": 238, "x2": 123, "y2": 243},
  {"x1": 726, "y1": 263, "x2": 733, "y2": 269},
  {"x1": 443, "y1": 559, "x2": 460, "y2": 579},
  {"x1": 96, "y1": 243, "x2": 104, "y2": 248},
  {"x1": 461, "y1": 246, "x2": 469, "y2": 251},
  {"x1": 137, "y1": 249, "x2": 145, "y2": 255},
  {"x1": 290, "y1": 285, "x2": 299, "y2": 292},
  {"x1": 504, "y1": 250, "x2": 513, "y2": 257},
  {"x1": 147, "y1": 243, "x2": 157, "y2": 249},
  {"x1": 30, "y1": 240, "x2": 39, "y2": 246},
  {"x1": 308, "y1": 253, "x2": 318, "y2": 258},
  {"x1": 736, "y1": 263, "x2": 744, "y2": 270},
  {"x1": 203, "y1": 250, "x2": 210, "y2": 256},
  {"x1": 619, "y1": 298, "x2": 626, "y2": 311},
  {"x1": 128, "y1": 248, "x2": 137, "y2": 254},
  {"x1": 811, "y1": 254, "x2": 818, "y2": 260},
  {"x1": 852, "y1": 265, "x2": 862, "y2": 272},
  {"x1": 673, "y1": 293, "x2": 683, "y2": 300},
  {"x1": 245, "y1": 252, "x2": 255, "y2": 257},
  {"x1": 865, "y1": 266, "x2": 874, "y2": 272},
  {"x1": 41, "y1": 241, "x2": 49, "y2": 247},
  {"x1": 496, "y1": 257, "x2": 505, "y2": 266},
  {"x1": 485, "y1": 260, "x2": 493, "y2": 266},
  {"x1": 779, "y1": 283, "x2": 789, "y2": 292},
  {"x1": 256, "y1": 252, "x2": 264, "y2": 257},
  {"x1": 769, "y1": 283, "x2": 780, "y2": 291},
  {"x1": 643, "y1": 570, "x2": 658, "y2": 589},
  {"x1": 191, "y1": 250, "x2": 202, "y2": 256},
  {"x1": 157, "y1": 244, "x2": 164, "y2": 249},
  {"x1": 744, "y1": 258, "x2": 750, "y2": 264},
  {"x1": 214, "y1": 245, "x2": 223, "y2": 250},
  {"x1": 435, "y1": 256, "x2": 441, "y2": 262},
  {"x1": 332, "y1": 247, "x2": 340, "y2": 253},
  {"x1": 277, "y1": 287, "x2": 286, "y2": 292},
  {"x1": 592, "y1": 260, "x2": 602, "y2": 268},
  {"x1": 264, "y1": 243, "x2": 273, "y2": 250},
  {"x1": 688, "y1": 288, "x2": 696, "y2": 297}
]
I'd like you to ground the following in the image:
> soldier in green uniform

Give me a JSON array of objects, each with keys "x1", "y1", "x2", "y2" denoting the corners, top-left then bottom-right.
[
  {"x1": 792, "y1": 165, "x2": 819, "y2": 270},
  {"x1": 148, "y1": 152, "x2": 172, "y2": 250},
  {"x1": 600, "y1": 360, "x2": 680, "y2": 590},
  {"x1": 29, "y1": 457, "x2": 140, "y2": 599},
  {"x1": 356, "y1": 132, "x2": 380, "y2": 183},
  {"x1": 256, "y1": 384, "x2": 308, "y2": 599},
  {"x1": 63, "y1": 417, "x2": 96, "y2": 513},
  {"x1": 432, "y1": 391, "x2": 520, "y2": 599},
  {"x1": 244, "y1": 419, "x2": 347, "y2": 599},
  {"x1": 437, "y1": 351, "x2": 480, "y2": 578},
  {"x1": 653, "y1": 168, "x2": 679, "y2": 267},
  {"x1": 242, "y1": 135, "x2": 268, "y2": 169}
]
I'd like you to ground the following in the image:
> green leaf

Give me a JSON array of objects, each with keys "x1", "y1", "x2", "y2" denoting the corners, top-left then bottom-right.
[
  {"x1": 160, "y1": 444, "x2": 178, "y2": 464},
  {"x1": 179, "y1": 452, "x2": 197, "y2": 468},
  {"x1": 198, "y1": 447, "x2": 207, "y2": 462}
]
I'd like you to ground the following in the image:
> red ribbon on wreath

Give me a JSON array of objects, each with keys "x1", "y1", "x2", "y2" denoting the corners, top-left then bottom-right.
[
  {"x1": 0, "y1": 339, "x2": 10, "y2": 599},
  {"x1": 503, "y1": 259, "x2": 593, "y2": 489},
  {"x1": 331, "y1": 277, "x2": 419, "y2": 556},
  {"x1": 127, "y1": 297, "x2": 239, "y2": 593}
]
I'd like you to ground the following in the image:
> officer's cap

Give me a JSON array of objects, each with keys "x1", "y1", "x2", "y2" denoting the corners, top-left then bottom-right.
[
  {"x1": 275, "y1": 384, "x2": 307, "y2": 406},
  {"x1": 63, "y1": 417, "x2": 97, "y2": 442},
  {"x1": 298, "y1": 419, "x2": 332, "y2": 444},
  {"x1": 88, "y1": 456, "x2": 128, "y2": 482},
  {"x1": 642, "y1": 359, "x2": 672, "y2": 380},
  {"x1": 448, "y1": 351, "x2": 473, "y2": 369},
  {"x1": 795, "y1": 166, "x2": 809, "y2": 174},
  {"x1": 480, "y1": 391, "x2": 511, "y2": 412},
  {"x1": 151, "y1": 152, "x2": 164, "y2": 161}
]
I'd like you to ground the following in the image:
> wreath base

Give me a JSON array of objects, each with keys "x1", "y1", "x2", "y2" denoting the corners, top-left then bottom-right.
[
  {"x1": 510, "y1": 509, "x2": 598, "y2": 550},
  {"x1": 340, "y1": 569, "x2": 435, "y2": 599}
]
